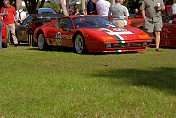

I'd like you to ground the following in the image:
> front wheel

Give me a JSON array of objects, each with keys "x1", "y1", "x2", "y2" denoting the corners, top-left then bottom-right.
[
  {"x1": 74, "y1": 33, "x2": 87, "y2": 54},
  {"x1": 37, "y1": 32, "x2": 47, "y2": 50}
]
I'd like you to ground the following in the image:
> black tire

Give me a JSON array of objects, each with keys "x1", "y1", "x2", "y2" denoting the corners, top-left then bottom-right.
[
  {"x1": 74, "y1": 33, "x2": 87, "y2": 54},
  {"x1": 37, "y1": 32, "x2": 47, "y2": 50},
  {"x1": 2, "y1": 41, "x2": 7, "y2": 48},
  {"x1": 28, "y1": 30, "x2": 36, "y2": 46}
]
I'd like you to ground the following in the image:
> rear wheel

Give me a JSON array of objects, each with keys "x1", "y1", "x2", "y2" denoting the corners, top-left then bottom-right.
[
  {"x1": 74, "y1": 33, "x2": 87, "y2": 54},
  {"x1": 28, "y1": 30, "x2": 36, "y2": 46},
  {"x1": 37, "y1": 32, "x2": 47, "y2": 50}
]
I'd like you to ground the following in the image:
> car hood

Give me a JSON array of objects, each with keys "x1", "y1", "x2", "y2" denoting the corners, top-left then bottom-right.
[{"x1": 82, "y1": 27, "x2": 151, "y2": 42}]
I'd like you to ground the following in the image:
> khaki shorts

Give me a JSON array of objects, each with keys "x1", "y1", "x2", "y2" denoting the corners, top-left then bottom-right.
[
  {"x1": 113, "y1": 20, "x2": 125, "y2": 27},
  {"x1": 144, "y1": 18, "x2": 163, "y2": 33}
]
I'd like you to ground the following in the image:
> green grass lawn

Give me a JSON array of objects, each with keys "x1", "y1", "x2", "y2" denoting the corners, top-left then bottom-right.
[{"x1": 0, "y1": 46, "x2": 176, "y2": 117}]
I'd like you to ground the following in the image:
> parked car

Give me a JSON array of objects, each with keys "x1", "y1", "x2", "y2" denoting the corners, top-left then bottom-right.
[
  {"x1": 38, "y1": 8, "x2": 57, "y2": 14},
  {"x1": 127, "y1": 13, "x2": 144, "y2": 27},
  {"x1": 15, "y1": 14, "x2": 63, "y2": 45},
  {"x1": 34, "y1": 15, "x2": 152, "y2": 53},
  {"x1": 130, "y1": 14, "x2": 176, "y2": 47}
]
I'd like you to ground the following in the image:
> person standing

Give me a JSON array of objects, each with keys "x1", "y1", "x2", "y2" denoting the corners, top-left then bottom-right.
[
  {"x1": 96, "y1": 0, "x2": 111, "y2": 18},
  {"x1": 0, "y1": 14, "x2": 3, "y2": 50},
  {"x1": 110, "y1": 0, "x2": 128, "y2": 27},
  {"x1": 171, "y1": 1, "x2": 176, "y2": 15},
  {"x1": 120, "y1": 0, "x2": 129, "y2": 27},
  {"x1": 87, "y1": 0, "x2": 97, "y2": 15},
  {"x1": 140, "y1": 0, "x2": 165, "y2": 52},
  {"x1": 17, "y1": 6, "x2": 27, "y2": 23},
  {"x1": 1, "y1": 0, "x2": 18, "y2": 47}
]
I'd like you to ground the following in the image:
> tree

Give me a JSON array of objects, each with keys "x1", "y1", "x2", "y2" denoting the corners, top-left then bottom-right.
[
  {"x1": 60, "y1": 0, "x2": 69, "y2": 16},
  {"x1": 16, "y1": 0, "x2": 22, "y2": 10},
  {"x1": 24, "y1": 0, "x2": 45, "y2": 14}
]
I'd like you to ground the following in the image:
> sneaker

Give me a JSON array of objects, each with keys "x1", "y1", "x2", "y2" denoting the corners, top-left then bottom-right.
[{"x1": 156, "y1": 48, "x2": 162, "y2": 52}]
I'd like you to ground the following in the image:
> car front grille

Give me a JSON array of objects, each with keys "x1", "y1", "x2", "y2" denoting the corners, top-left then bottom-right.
[{"x1": 111, "y1": 42, "x2": 149, "y2": 48}]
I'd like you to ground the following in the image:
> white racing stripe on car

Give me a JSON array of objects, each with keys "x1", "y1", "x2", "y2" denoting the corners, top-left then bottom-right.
[
  {"x1": 108, "y1": 32, "x2": 134, "y2": 35},
  {"x1": 101, "y1": 28, "x2": 133, "y2": 43}
]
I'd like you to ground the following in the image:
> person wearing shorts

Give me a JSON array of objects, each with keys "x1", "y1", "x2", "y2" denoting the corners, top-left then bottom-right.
[{"x1": 140, "y1": 0, "x2": 165, "y2": 52}]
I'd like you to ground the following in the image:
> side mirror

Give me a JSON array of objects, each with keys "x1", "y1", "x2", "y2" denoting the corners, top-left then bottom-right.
[
  {"x1": 62, "y1": 27, "x2": 71, "y2": 31},
  {"x1": 172, "y1": 18, "x2": 176, "y2": 24}
]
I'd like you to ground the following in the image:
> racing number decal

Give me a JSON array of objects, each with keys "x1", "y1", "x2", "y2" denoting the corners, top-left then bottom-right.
[{"x1": 56, "y1": 32, "x2": 62, "y2": 45}]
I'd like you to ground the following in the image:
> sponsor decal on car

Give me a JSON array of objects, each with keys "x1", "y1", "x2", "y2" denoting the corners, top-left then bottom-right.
[{"x1": 56, "y1": 32, "x2": 62, "y2": 45}]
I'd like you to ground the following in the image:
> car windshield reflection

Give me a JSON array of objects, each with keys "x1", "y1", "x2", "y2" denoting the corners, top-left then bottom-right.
[{"x1": 73, "y1": 16, "x2": 116, "y2": 29}]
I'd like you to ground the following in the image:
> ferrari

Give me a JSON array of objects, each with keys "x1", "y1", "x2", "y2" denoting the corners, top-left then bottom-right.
[{"x1": 34, "y1": 16, "x2": 152, "y2": 53}]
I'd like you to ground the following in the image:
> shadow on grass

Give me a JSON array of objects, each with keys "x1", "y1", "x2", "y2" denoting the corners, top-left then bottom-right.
[
  {"x1": 27, "y1": 46, "x2": 75, "y2": 52},
  {"x1": 91, "y1": 67, "x2": 176, "y2": 95}
]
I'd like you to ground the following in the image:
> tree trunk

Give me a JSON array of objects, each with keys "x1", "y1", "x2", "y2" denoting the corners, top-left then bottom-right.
[
  {"x1": 16, "y1": 0, "x2": 22, "y2": 10},
  {"x1": 81, "y1": 0, "x2": 85, "y2": 15},
  {"x1": 24, "y1": 0, "x2": 45, "y2": 14},
  {"x1": 60, "y1": 0, "x2": 69, "y2": 16},
  {"x1": 66, "y1": 0, "x2": 69, "y2": 12},
  {"x1": 112, "y1": 0, "x2": 115, "y2": 5}
]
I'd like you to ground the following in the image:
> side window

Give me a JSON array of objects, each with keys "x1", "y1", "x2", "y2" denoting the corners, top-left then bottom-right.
[
  {"x1": 54, "y1": 18, "x2": 63, "y2": 28},
  {"x1": 59, "y1": 18, "x2": 74, "y2": 29},
  {"x1": 22, "y1": 16, "x2": 33, "y2": 25}
]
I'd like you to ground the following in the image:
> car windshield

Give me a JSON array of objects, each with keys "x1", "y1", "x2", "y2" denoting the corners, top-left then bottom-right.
[{"x1": 73, "y1": 16, "x2": 116, "y2": 29}]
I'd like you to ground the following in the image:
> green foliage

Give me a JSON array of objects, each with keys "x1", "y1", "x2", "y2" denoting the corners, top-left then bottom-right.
[{"x1": 43, "y1": 2, "x2": 61, "y2": 13}]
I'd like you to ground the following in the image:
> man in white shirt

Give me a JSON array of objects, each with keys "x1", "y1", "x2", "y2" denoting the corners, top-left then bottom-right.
[
  {"x1": 122, "y1": 5, "x2": 129, "y2": 26},
  {"x1": 96, "y1": 0, "x2": 111, "y2": 18},
  {"x1": 17, "y1": 7, "x2": 26, "y2": 23},
  {"x1": 171, "y1": 1, "x2": 176, "y2": 15}
]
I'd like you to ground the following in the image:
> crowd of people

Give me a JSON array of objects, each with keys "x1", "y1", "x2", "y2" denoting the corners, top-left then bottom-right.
[{"x1": 0, "y1": 0, "x2": 176, "y2": 52}]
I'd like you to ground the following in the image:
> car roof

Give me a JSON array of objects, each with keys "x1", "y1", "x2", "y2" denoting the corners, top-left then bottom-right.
[{"x1": 38, "y1": 8, "x2": 57, "y2": 14}]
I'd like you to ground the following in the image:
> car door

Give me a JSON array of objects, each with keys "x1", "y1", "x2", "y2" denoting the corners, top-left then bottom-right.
[
  {"x1": 167, "y1": 18, "x2": 176, "y2": 47},
  {"x1": 161, "y1": 15, "x2": 176, "y2": 47},
  {"x1": 15, "y1": 15, "x2": 34, "y2": 42},
  {"x1": 59, "y1": 17, "x2": 74, "y2": 47},
  {"x1": 47, "y1": 17, "x2": 74, "y2": 47}
]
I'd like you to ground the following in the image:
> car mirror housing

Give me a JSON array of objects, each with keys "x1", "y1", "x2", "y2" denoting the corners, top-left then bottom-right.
[{"x1": 172, "y1": 18, "x2": 176, "y2": 24}]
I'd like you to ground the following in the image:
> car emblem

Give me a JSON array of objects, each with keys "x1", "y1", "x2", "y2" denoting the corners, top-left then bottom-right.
[{"x1": 56, "y1": 32, "x2": 62, "y2": 45}]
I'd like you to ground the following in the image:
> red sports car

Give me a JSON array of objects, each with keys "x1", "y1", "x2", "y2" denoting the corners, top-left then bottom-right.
[
  {"x1": 130, "y1": 14, "x2": 176, "y2": 47},
  {"x1": 34, "y1": 16, "x2": 152, "y2": 53},
  {"x1": 2, "y1": 23, "x2": 7, "y2": 48}
]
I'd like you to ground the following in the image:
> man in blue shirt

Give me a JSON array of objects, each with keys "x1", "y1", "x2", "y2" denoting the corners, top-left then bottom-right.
[{"x1": 87, "y1": 0, "x2": 97, "y2": 15}]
